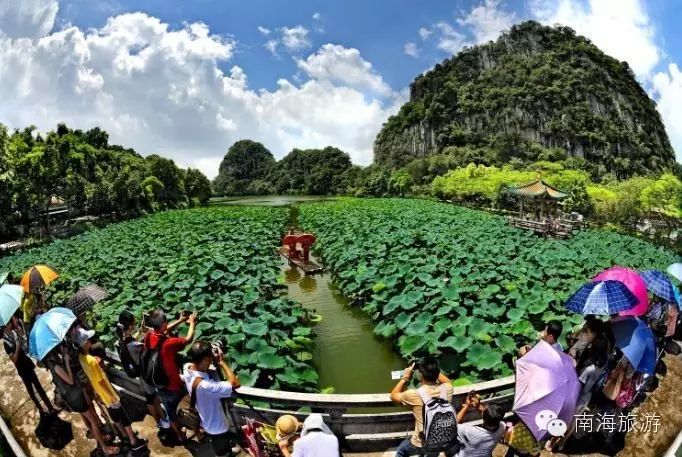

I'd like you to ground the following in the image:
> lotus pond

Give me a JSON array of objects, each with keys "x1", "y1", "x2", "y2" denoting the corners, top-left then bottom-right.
[
  {"x1": 298, "y1": 198, "x2": 677, "y2": 381},
  {"x1": 0, "y1": 207, "x2": 320, "y2": 391}
]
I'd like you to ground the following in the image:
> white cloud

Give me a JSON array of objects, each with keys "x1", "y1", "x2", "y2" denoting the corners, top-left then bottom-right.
[
  {"x1": 457, "y1": 0, "x2": 515, "y2": 44},
  {"x1": 264, "y1": 39, "x2": 278, "y2": 55},
  {"x1": 653, "y1": 64, "x2": 682, "y2": 162},
  {"x1": 435, "y1": 22, "x2": 466, "y2": 54},
  {"x1": 418, "y1": 27, "x2": 432, "y2": 40},
  {"x1": 312, "y1": 12, "x2": 324, "y2": 33},
  {"x1": 0, "y1": 0, "x2": 58, "y2": 38},
  {"x1": 257, "y1": 25, "x2": 270, "y2": 35},
  {"x1": 264, "y1": 25, "x2": 312, "y2": 57},
  {"x1": 296, "y1": 44, "x2": 392, "y2": 96},
  {"x1": 0, "y1": 4, "x2": 400, "y2": 178},
  {"x1": 529, "y1": 0, "x2": 660, "y2": 78},
  {"x1": 404, "y1": 42, "x2": 419, "y2": 58},
  {"x1": 280, "y1": 25, "x2": 310, "y2": 52}
]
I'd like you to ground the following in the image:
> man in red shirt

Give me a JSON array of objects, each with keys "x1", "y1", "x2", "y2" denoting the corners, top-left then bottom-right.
[{"x1": 144, "y1": 309, "x2": 196, "y2": 442}]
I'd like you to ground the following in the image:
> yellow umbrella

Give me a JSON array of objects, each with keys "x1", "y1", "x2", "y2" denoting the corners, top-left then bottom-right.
[{"x1": 20, "y1": 265, "x2": 59, "y2": 293}]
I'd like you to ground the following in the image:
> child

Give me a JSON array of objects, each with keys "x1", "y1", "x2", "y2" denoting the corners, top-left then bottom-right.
[{"x1": 75, "y1": 327, "x2": 148, "y2": 453}]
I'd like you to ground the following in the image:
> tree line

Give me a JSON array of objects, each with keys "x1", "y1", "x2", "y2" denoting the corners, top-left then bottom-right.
[
  {"x1": 212, "y1": 140, "x2": 415, "y2": 197},
  {"x1": 0, "y1": 123, "x2": 212, "y2": 242}
]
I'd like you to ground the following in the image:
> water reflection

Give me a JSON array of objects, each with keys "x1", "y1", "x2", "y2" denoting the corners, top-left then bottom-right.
[
  {"x1": 282, "y1": 260, "x2": 405, "y2": 394},
  {"x1": 284, "y1": 266, "x2": 301, "y2": 283},
  {"x1": 298, "y1": 275, "x2": 317, "y2": 293}
]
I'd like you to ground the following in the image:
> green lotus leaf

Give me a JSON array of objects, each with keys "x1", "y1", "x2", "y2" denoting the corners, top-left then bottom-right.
[
  {"x1": 257, "y1": 353, "x2": 286, "y2": 370},
  {"x1": 399, "y1": 335, "x2": 427, "y2": 356},
  {"x1": 440, "y1": 335, "x2": 472, "y2": 353},
  {"x1": 242, "y1": 322, "x2": 268, "y2": 336}
]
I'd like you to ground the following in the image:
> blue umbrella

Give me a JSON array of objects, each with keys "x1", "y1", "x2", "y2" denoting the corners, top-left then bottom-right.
[
  {"x1": 640, "y1": 270, "x2": 676, "y2": 303},
  {"x1": 28, "y1": 307, "x2": 77, "y2": 361},
  {"x1": 0, "y1": 284, "x2": 24, "y2": 326},
  {"x1": 565, "y1": 280, "x2": 639, "y2": 315},
  {"x1": 611, "y1": 316, "x2": 657, "y2": 375}
]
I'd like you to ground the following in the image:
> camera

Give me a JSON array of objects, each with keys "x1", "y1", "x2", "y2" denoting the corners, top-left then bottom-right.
[
  {"x1": 142, "y1": 312, "x2": 152, "y2": 329},
  {"x1": 211, "y1": 340, "x2": 224, "y2": 358},
  {"x1": 181, "y1": 309, "x2": 192, "y2": 319}
]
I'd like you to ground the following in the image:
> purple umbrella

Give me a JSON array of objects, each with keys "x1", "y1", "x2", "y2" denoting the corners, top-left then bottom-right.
[{"x1": 513, "y1": 341, "x2": 581, "y2": 441}]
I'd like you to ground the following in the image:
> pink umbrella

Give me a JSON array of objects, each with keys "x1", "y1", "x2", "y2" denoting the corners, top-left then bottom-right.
[{"x1": 593, "y1": 266, "x2": 648, "y2": 316}]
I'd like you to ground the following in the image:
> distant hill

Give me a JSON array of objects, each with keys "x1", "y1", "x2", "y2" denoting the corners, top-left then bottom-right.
[{"x1": 374, "y1": 21, "x2": 676, "y2": 178}]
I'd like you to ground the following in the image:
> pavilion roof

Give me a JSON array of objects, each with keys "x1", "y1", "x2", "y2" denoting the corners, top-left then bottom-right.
[{"x1": 505, "y1": 180, "x2": 568, "y2": 200}]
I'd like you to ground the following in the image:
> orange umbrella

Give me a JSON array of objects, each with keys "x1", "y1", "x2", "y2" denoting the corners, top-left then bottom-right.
[{"x1": 20, "y1": 265, "x2": 59, "y2": 293}]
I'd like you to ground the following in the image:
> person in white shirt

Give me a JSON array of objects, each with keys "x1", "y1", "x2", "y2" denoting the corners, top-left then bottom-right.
[
  {"x1": 278, "y1": 414, "x2": 340, "y2": 457},
  {"x1": 182, "y1": 341, "x2": 240, "y2": 457},
  {"x1": 540, "y1": 320, "x2": 564, "y2": 352}
]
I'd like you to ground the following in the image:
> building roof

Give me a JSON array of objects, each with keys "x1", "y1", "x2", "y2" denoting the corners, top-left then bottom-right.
[{"x1": 505, "y1": 179, "x2": 568, "y2": 200}]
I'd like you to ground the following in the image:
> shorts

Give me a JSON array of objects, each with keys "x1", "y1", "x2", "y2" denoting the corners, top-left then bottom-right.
[
  {"x1": 140, "y1": 379, "x2": 158, "y2": 405},
  {"x1": 107, "y1": 404, "x2": 132, "y2": 427},
  {"x1": 62, "y1": 385, "x2": 89, "y2": 414},
  {"x1": 208, "y1": 432, "x2": 233, "y2": 457},
  {"x1": 159, "y1": 388, "x2": 186, "y2": 422}
]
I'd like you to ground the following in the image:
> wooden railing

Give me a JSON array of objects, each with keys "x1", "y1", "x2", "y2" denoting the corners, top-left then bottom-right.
[{"x1": 104, "y1": 351, "x2": 516, "y2": 452}]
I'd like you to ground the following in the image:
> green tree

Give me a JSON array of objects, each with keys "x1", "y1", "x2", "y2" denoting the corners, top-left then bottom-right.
[
  {"x1": 145, "y1": 155, "x2": 186, "y2": 207},
  {"x1": 563, "y1": 182, "x2": 594, "y2": 216},
  {"x1": 639, "y1": 173, "x2": 682, "y2": 218},
  {"x1": 184, "y1": 168, "x2": 213, "y2": 204},
  {"x1": 214, "y1": 140, "x2": 275, "y2": 195},
  {"x1": 389, "y1": 169, "x2": 414, "y2": 196}
]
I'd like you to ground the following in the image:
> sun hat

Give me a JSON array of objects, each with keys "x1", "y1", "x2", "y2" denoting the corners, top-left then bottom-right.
[
  {"x1": 275, "y1": 415, "x2": 300, "y2": 439},
  {"x1": 74, "y1": 327, "x2": 95, "y2": 347},
  {"x1": 301, "y1": 413, "x2": 333, "y2": 436}
]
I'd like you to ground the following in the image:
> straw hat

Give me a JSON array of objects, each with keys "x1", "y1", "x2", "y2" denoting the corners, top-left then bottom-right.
[{"x1": 276, "y1": 415, "x2": 300, "y2": 438}]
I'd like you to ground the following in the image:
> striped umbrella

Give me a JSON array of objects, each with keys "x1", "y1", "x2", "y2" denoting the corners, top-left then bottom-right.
[
  {"x1": 565, "y1": 280, "x2": 639, "y2": 315},
  {"x1": 640, "y1": 270, "x2": 676, "y2": 304},
  {"x1": 20, "y1": 265, "x2": 59, "y2": 294},
  {"x1": 64, "y1": 285, "x2": 108, "y2": 317}
]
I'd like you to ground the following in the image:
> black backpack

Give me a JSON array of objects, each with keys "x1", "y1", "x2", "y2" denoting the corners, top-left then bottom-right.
[
  {"x1": 418, "y1": 385, "x2": 458, "y2": 452},
  {"x1": 117, "y1": 337, "x2": 141, "y2": 378},
  {"x1": 35, "y1": 412, "x2": 73, "y2": 450},
  {"x1": 141, "y1": 335, "x2": 169, "y2": 388}
]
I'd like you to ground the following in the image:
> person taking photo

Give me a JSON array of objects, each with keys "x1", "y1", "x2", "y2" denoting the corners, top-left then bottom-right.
[
  {"x1": 390, "y1": 357, "x2": 458, "y2": 457},
  {"x1": 143, "y1": 309, "x2": 197, "y2": 442},
  {"x1": 182, "y1": 341, "x2": 240, "y2": 457}
]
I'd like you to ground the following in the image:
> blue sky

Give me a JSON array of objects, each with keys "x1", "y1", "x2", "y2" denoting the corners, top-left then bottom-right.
[{"x1": 0, "y1": 0, "x2": 681, "y2": 177}]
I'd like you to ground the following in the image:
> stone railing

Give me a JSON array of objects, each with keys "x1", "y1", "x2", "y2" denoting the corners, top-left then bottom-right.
[{"x1": 104, "y1": 351, "x2": 515, "y2": 452}]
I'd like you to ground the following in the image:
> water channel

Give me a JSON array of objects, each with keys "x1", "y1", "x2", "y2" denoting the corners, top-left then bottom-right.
[{"x1": 213, "y1": 196, "x2": 406, "y2": 393}]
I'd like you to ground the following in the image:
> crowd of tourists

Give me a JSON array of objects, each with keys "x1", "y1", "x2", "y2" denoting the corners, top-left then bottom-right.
[{"x1": 0, "y1": 263, "x2": 680, "y2": 457}]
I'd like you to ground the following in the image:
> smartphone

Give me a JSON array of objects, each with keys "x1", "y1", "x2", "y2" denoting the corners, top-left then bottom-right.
[
  {"x1": 142, "y1": 312, "x2": 152, "y2": 329},
  {"x1": 391, "y1": 370, "x2": 404, "y2": 380},
  {"x1": 181, "y1": 310, "x2": 192, "y2": 318}
]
